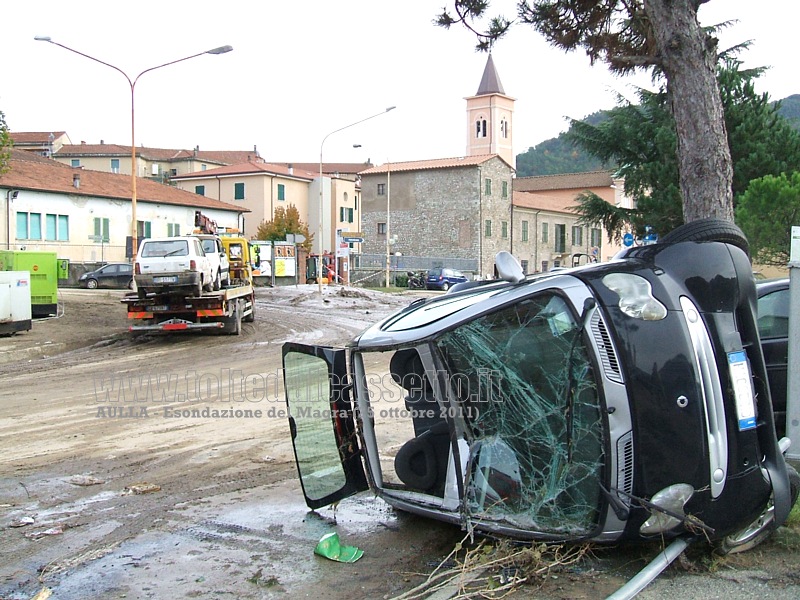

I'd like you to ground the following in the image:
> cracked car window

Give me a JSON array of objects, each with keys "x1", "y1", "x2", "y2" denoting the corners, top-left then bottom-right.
[{"x1": 436, "y1": 293, "x2": 603, "y2": 534}]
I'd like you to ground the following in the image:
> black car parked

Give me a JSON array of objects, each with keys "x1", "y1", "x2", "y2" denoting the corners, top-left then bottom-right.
[
  {"x1": 283, "y1": 219, "x2": 798, "y2": 555},
  {"x1": 757, "y1": 278, "x2": 790, "y2": 437},
  {"x1": 79, "y1": 263, "x2": 133, "y2": 289}
]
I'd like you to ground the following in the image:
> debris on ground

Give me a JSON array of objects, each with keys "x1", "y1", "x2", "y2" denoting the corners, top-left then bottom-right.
[
  {"x1": 69, "y1": 475, "x2": 105, "y2": 486},
  {"x1": 122, "y1": 482, "x2": 161, "y2": 495},
  {"x1": 9, "y1": 516, "x2": 35, "y2": 527},
  {"x1": 314, "y1": 532, "x2": 364, "y2": 563},
  {"x1": 24, "y1": 525, "x2": 64, "y2": 540}
]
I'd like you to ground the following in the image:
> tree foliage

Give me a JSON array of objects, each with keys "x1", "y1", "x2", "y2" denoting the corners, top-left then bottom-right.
[
  {"x1": 736, "y1": 173, "x2": 800, "y2": 266},
  {"x1": 253, "y1": 205, "x2": 312, "y2": 251},
  {"x1": 437, "y1": 0, "x2": 734, "y2": 223},
  {"x1": 567, "y1": 57, "x2": 800, "y2": 240},
  {"x1": 0, "y1": 110, "x2": 12, "y2": 175}
]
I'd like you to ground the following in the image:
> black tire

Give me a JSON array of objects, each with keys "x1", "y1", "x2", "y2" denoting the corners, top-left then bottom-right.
[
  {"x1": 660, "y1": 218, "x2": 749, "y2": 257},
  {"x1": 306, "y1": 278, "x2": 316, "y2": 285},
  {"x1": 716, "y1": 464, "x2": 800, "y2": 555},
  {"x1": 86, "y1": 279, "x2": 98, "y2": 289},
  {"x1": 441, "y1": 282, "x2": 450, "y2": 291},
  {"x1": 127, "y1": 279, "x2": 134, "y2": 290},
  {"x1": 195, "y1": 280, "x2": 203, "y2": 297},
  {"x1": 203, "y1": 275, "x2": 213, "y2": 293},
  {"x1": 213, "y1": 270, "x2": 221, "y2": 291}
]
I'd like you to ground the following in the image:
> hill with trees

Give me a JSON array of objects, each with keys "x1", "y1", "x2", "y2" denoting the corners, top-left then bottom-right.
[{"x1": 515, "y1": 94, "x2": 800, "y2": 177}]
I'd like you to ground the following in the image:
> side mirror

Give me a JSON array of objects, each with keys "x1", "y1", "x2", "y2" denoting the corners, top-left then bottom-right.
[{"x1": 495, "y1": 251, "x2": 524, "y2": 283}]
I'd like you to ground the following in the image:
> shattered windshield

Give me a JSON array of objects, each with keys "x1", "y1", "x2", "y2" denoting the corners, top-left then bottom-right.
[{"x1": 436, "y1": 293, "x2": 604, "y2": 535}]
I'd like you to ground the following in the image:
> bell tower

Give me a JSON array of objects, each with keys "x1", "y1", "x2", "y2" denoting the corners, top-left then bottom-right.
[{"x1": 465, "y1": 54, "x2": 515, "y2": 166}]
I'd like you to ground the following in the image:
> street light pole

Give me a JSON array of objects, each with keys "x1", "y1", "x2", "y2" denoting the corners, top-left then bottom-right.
[
  {"x1": 385, "y1": 160, "x2": 391, "y2": 287},
  {"x1": 318, "y1": 106, "x2": 395, "y2": 295},
  {"x1": 34, "y1": 37, "x2": 232, "y2": 258}
]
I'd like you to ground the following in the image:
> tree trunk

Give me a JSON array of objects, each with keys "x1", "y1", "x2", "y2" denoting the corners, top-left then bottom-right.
[{"x1": 643, "y1": 0, "x2": 734, "y2": 223}]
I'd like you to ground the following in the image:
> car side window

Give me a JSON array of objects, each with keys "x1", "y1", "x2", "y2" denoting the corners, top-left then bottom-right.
[
  {"x1": 758, "y1": 289, "x2": 789, "y2": 338},
  {"x1": 120, "y1": 264, "x2": 132, "y2": 273},
  {"x1": 105, "y1": 265, "x2": 118, "y2": 274}
]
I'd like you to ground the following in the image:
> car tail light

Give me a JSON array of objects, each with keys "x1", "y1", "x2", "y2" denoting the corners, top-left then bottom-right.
[
  {"x1": 134, "y1": 262, "x2": 140, "y2": 275},
  {"x1": 190, "y1": 259, "x2": 197, "y2": 270}
]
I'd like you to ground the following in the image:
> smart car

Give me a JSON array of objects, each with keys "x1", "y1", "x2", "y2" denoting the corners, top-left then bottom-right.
[
  {"x1": 79, "y1": 263, "x2": 133, "y2": 289},
  {"x1": 425, "y1": 267, "x2": 468, "y2": 291},
  {"x1": 283, "y1": 219, "x2": 798, "y2": 553}
]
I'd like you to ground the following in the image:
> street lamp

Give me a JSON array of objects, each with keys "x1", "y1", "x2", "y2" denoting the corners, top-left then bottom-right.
[
  {"x1": 318, "y1": 106, "x2": 395, "y2": 295},
  {"x1": 385, "y1": 159, "x2": 392, "y2": 287},
  {"x1": 34, "y1": 37, "x2": 232, "y2": 257}
]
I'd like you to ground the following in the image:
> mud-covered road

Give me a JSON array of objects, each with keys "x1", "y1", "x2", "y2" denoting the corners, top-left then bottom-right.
[{"x1": 1, "y1": 286, "x2": 799, "y2": 600}]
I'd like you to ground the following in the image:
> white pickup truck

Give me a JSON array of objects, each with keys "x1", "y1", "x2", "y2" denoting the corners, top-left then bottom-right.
[{"x1": 134, "y1": 236, "x2": 214, "y2": 298}]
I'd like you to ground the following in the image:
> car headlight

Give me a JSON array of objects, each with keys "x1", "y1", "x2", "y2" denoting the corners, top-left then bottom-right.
[
  {"x1": 602, "y1": 273, "x2": 667, "y2": 320},
  {"x1": 640, "y1": 483, "x2": 694, "y2": 535}
]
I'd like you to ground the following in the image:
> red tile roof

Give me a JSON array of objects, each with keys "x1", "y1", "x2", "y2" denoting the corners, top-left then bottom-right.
[
  {"x1": 1, "y1": 150, "x2": 248, "y2": 213},
  {"x1": 514, "y1": 170, "x2": 615, "y2": 192},
  {"x1": 273, "y1": 162, "x2": 372, "y2": 176},
  {"x1": 359, "y1": 154, "x2": 507, "y2": 174},
  {"x1": 512, "y1": 191, "x2": 579, "y2": 213},
  {"x1": 172, "y1": 161, "x2": 319, "y2": 181},
  {"x1": 55, "y1": 144, "x2": 260, "y2": 165},
  {"x1": 9, "y1": 131, "x2": 68, "y2": 144}
]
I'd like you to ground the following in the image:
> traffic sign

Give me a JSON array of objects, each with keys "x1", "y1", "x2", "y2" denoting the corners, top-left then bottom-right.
[
  {"x1": 622, "y1": 232, "x2": 634, "y2": 247},
  {"x1": 342, "y1": 237, "x2": 364, "y2": 243}
]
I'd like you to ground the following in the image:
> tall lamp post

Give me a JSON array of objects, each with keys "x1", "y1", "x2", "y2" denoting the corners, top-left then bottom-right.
[
  {"x1": 384, "y1": 160, "x2": 392, "y2": 287},
  {"x1": 318, "y1": 106, "x2": 395, "y2": 295},
  {"x1": 34, "y1": 37, "x2": 232, "y2": 257}
]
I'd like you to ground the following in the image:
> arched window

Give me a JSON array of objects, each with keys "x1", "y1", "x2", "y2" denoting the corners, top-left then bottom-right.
[
  {"x1": 476, "y1": 118, "x2": 487, "y2": 138},
  {"x1": 500, "y1": 119, "x2": 508, "y2": 138}
]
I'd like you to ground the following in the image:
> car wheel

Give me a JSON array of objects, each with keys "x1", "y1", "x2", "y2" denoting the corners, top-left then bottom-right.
[
  {"x1": 661, "y1": 218, "x2": 750, "y2": 257},
  {"x1": 203, "y1": 275, "x2": 214, "y2": 293},
  {"x1": 716, "y1": 464, "x2": 800, "y2": 555},
  {"x1": 441, "y1": 282, "x2": 450, "y2": 291},
  {"x1": 86, "y1": 279, "x2": 98, "y2": 289},
  {"x1": 213, "y1": 270, "x2": 221, "y2": 291}
]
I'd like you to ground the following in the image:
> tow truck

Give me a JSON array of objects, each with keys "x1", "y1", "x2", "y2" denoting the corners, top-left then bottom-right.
[{"x1": 122, "y1": 218, "x2": 256, "y2": 335}]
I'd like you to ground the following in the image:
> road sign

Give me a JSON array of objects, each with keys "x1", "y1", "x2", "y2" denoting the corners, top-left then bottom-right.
[
  {"x1": 342, "y1": 237, "x2": 364, "y2": 243},
  {"x1": 622, "y1": 232, "x2": 634, "y2": 247}
]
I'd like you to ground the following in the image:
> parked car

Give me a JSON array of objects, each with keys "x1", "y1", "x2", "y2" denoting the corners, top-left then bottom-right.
[
  {"x1": 79, "y1": 263, "x2": 133, "y2": 289},
  {"x1": 191, "y1": 234, "x2": 230, "y2": 290},
  {"x1": 426, "y1": 267, "x2": 468, "y2": 291},
  {"x1": 134, "y1": 236, "x2": 213, "y2": 298},
  {"x1": 283, "y1": 219, "x2": 798, "y2": 555},
  {"x1": 756, "y1": 278, "x2": 790, "y2": 437}
]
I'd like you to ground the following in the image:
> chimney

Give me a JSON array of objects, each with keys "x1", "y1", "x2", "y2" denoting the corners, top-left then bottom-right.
[
  {"x1": 81, "y1": 140, "x2": 86, "y2": 145},
  {"x1": 100, "y1": 139, "x2": 104, "y2": 145},
  {"x1": 288, "y1": 163, "x2": 294, "y2": 175},
  {"x1": 73, "y1": 172, "x2": 80, "y2": 188}
]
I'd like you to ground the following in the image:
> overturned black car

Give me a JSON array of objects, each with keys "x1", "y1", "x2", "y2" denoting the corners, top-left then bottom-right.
[{"x1": 282, "y1": 219, "x2": 798, "y2": 554}]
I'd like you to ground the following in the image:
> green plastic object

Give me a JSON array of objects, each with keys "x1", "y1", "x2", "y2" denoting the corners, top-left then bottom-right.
[{"x1": 313, "y1": 532, "x2": 363, "y2": 563}]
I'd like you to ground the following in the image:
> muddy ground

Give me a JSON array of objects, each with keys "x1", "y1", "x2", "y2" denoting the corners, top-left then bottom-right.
[{"x1": 1, "y1": 286, "x2": 799, "y2": 600}]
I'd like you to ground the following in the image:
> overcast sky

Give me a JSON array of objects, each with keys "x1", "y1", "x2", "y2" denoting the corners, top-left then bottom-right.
[{"x1": 3, "y1": 1, "x2": 794, "y2": 165}]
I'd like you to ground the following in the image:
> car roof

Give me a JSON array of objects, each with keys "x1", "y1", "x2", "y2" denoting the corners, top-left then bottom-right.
[{"x1": 756, "y1": 278, "x2": 789, "y2": 296}]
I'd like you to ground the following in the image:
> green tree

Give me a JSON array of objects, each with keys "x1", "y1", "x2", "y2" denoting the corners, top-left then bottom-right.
[
  {"x1": 253, "y1": 205, "x2": 312, "y2": 251},
  {"x1": 736, "y1": 173, "x2": 800, "y2": 266},
  {"x1": 437, "y1": 0, "x2": 734, "y2": 223},
  {"x1": 0, "y1": 110, "x2": 12, "y2": 175},
  {"x1": 567, "y1": 57, "x2": 800, "y2": 240}
]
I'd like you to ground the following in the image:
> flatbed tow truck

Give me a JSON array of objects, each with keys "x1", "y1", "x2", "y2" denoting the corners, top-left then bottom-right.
[{"x1": 122, "y1": 235, "x2": 256, "y2": 335}]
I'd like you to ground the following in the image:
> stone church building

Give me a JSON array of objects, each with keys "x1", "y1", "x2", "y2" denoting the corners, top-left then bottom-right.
[{"x1": 359, "y1": 55, "x2": 623, "y2": 278}]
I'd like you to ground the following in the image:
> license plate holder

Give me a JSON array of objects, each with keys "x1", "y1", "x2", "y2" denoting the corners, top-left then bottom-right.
[
  {"x1": 154, "y1": 276, "x2": 178, "y2": 284},
  {"x1": 728, "y1": 350, "x2": 756, "y2": 431}
]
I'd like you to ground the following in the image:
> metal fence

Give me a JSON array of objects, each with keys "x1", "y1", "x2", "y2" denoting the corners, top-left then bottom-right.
[{"x1": 352, "y1": 253, "x2": 478, "y2": 273}]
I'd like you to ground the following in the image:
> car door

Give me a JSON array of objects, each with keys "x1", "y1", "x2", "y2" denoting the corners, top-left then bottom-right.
[
  {"x1": 100, "y1": 264, "x2": 118, "y2": 287},
  {"x1": 757, "y1": 285, "x2": 789, "y2": 429},
  {"x1": 282, "y1": 342, "x2": 369, "y2": 509},
  {"x1": 118, "y1": 264, "x2": 133, "y2": 287}
]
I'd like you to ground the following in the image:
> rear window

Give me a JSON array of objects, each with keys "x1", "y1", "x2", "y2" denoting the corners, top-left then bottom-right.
[
  {"x1": 428, "y1": 269, "x2": 442, "y2": 277},
  {"x1": 140, "y1": 240, "x2": 189, "y2": 258}
]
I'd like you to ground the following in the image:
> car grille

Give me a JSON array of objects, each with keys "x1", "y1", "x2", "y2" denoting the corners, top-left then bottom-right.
[{"x1": 591, "y1": 311, "x2": 624, "y2": 384}]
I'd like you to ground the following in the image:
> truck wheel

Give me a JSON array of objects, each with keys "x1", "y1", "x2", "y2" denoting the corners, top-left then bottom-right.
[
  {"x1": 223, "y1": 300, "x2": 242, "y2": 335},
  {"x1": 716, "y1": 464, "x2": 800, "y2": 555},
  {"x1": 661, "y1": 218, "x2": 749, "y2": 257}
]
